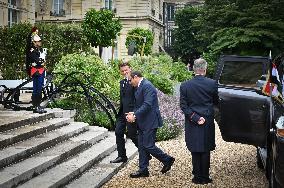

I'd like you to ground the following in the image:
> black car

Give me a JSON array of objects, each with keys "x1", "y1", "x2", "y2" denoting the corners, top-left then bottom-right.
[{"x1": 214, "y1": 55, "x2": 284, "y2": 188}]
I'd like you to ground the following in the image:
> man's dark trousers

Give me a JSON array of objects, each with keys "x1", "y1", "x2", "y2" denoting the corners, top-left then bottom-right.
[
  {"x1": 115, "y1": 115, "x2": 138, "y2": 158},
  {"x1": 191, "y1": 152, "x2": 210, "y2": 181},
  {"x1": 138, "y1": 128, "x2": 171, "y2": 172}
]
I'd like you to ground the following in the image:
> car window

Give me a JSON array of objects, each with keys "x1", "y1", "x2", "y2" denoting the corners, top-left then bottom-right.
[{"x1": 220, "y1": 61, "x2": 264, "y2": 88}]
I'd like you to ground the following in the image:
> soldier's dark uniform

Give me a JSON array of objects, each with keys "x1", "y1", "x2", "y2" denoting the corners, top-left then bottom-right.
[{"x1": 26, "y1": 35, "x2": 46, "y2": 114}]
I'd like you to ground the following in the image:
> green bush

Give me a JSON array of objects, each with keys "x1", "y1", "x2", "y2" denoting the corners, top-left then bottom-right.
[
  {"x1": 53, "y1": 53, "x2": 119, "y2": 101},
  {"x1": 93, "y1": 111, "x2": 112, "y2": 130},
  {"x1": 0, "y1": 22, "x2": 31, "y2": 79},
  {"x1": 148, "y1": 74, "x2": 173, "y2": 94},
  {"x1": 129, "y1": 54, "x2": 193, "y2": 94},
  {"x1": 202, "y1": 51, "x2": 219, "y2": 78},
  {"x1": 51, "y1": 53, "x2": 120, "y2": 129},
  {"x1": 171, "y1": 61, "x2": 193, "y2": 82},
  {"x1": 156, "y1": 120, "x2": 182, "y2": 141},
  {"x1": 125, "y1": 28, "x2": 154, "y2": 56}
]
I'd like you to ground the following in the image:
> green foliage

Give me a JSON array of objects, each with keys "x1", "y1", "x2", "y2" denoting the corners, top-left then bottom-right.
[
  {"x1": 125, "y1": 28, "x2": 154, "y2": 56},
  {"x1": 0, "y1": 22, "x2": 31, "y2": 79},
  {"x1": 173, "y1": 6, "x2": 202, "y2": 63},
  {"x1": 171, "y1": 61, "x2": 193, "y2": 82},
  {"x1": 51, "y1": 53, "x2": 120, "y2": 129},
  {"x1": 53, "y1": 53, "x2": 119, "y2": 101},
  {"x1": 156, "y1": 120, "x2": 182, "y2": 141},
  {"x1": 36, "y1": 23, "x2": 91, "y2": 72},
  {"x1": 74, "y1": 107, "x2": 113, "y2": 130},
  {"x1": 202, "y1": 51, "x2": 219, "y2": 78},
  {"x1": 173, "y1": 0, "x2": 284, "y2": 62},
  {"x1": 129, "y1": 54, "x2": 192, "y2": 94},
  {"x1": 82, "y1": 9, "x2": 122, "y2": 48},
  {"x1": 0, "y1": 22, "x2": 91, "y2": 79},
  {"x1": 50, "y1": 98, "x2": 75, "y2": 110},
  {"x1": 93, "y1": 111, "x2": 112, "y2": 130},
  {"x1": 198, "y1": 0, "x2": 284, "y2": 56}
]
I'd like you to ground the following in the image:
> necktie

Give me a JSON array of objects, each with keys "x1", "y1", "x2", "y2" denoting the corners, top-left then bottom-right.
[{"x1": 123, "y1": 78, "x2": 128, "y2": 88}]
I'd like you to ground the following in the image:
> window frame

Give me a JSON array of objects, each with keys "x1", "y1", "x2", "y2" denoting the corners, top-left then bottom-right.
[
  {"x1": 8, "y1": 0, "x2": 19, "y2": 27},
  {"x1": 104, "y1": 0, "x2": 113, "y2": 10},
  {"x1": 53, "y1": 0, "x2": 64, "y2": 15}
]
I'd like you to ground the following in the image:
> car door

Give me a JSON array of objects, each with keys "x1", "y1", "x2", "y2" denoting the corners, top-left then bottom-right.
[{"x1": 214, "y1": 55, "x2": 270, "y2": 147}]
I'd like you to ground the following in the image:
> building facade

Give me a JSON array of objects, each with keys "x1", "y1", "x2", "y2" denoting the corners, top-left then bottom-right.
[
  {"x1": 0, "y1": 0, "x2": 35, "y2": 27},
  {"x1": 35, "y1": 0, "x2": 164, "y2": 60},
  {"x1": 0, "y1": 0, "x2": 203, "y2": 60}
]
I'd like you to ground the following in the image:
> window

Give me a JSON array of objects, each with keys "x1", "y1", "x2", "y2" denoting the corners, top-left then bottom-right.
[
  {"x1": 8, "y1": 0, "x2": 18, "y2": 27},
  {"x1": 105, "y1": 0, "x2": 113, "y2": 10},
  {"x1": 52, "y1": 0, "x2": 64, "y2": 15},
  {"x1": 167, "y1": 4, "x2": 175, "y2": 21},
  {"x1": 220, "y1": 61, "x2": 263, "y2": 88}
]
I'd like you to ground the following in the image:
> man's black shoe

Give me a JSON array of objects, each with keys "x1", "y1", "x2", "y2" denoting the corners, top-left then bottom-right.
[
  {"x1": 192, "y1": 178, "x2": 202, "y2": 184},
  {"x1": 129, "y1": 170, "x2": 149, "y2": 178},
  {"x1": 201, "y1": 178, "x2": 213, "y2": 184},
  {"x1": 161, "y1": 157, "x2": 175, "y2": 174},
  {"x1": 110, "y1": 157, "x2": 127, "y2": 163}
]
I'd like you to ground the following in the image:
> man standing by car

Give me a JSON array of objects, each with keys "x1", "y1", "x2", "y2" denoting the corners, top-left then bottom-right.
[
  {"x1": 110, "y1": 62, "x2": 138, "y2": 163},
  {"x1": 180, "y1": 58, "x2": 219, "y2": 185}
]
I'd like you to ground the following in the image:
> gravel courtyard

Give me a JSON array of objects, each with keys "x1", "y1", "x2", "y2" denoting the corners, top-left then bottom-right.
[
  {"x1": 103, "y1": 91, "x2": 268, "y2": 188},
  {"x1": 103, "y1": 125, "x2": 268, "y2": 188}
]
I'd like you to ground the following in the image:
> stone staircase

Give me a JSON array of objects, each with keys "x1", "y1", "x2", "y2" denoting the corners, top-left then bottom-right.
[{"x1": 0, "y1": 108, "x2": 137, "y2": 188}]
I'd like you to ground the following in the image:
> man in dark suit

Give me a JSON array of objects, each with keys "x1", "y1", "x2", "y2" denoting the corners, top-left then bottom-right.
[
  {"x1": 180, "y1": 58, "x2": 219, "y2": 185},
  {"x1": 126, "y1": 71, "x2": 175, "y2": 178},
  {"x1": 110, "y1": 62, "x2": 138, "y2": 163}
]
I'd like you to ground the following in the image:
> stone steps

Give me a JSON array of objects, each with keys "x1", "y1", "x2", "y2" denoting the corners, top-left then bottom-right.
[
  {"x1": 66, "y1": 140, "x2": 138, "y2": 188},
  {"x1": 0, "y1": 111, "x2": 55, "y2": 132},
  {"x1": 0, "y1": 122, "x2": 89, "y2": 169},
  {"x1": 0, "y1": 108, "x2": 138, "y2": 188},
  {"x1": 0, "y1": 117, "x2": 71, "y2": 149},
  {"x1": 18, "y1": 133, "x2": 116, "y2": 188}
]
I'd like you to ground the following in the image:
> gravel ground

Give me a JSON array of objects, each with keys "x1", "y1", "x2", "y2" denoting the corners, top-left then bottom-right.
[
  {"x1": 103, "y1": 91, "x2": 268, "y2": 187},
  {"x1": 103, "y1": 124, "x2": 268, "y2": 188}
]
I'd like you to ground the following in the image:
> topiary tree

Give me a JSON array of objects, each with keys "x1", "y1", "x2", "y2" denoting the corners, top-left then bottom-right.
[
  {"x1": 82, "y1": 9, "x2": 122, "y2": 57},
  {"x1": 125, "y1": 27, "x2": 154, "y2": 56}
]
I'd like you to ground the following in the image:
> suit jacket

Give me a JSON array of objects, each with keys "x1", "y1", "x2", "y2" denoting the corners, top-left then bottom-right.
[
  {"x1": 134, "y1": 79, "x2": 163, "y2": 130},
  {"x1": 117, "y1": 78, "x2": 135, "y2": 118},
  {"x1": 180, "y1": 75, "x2": 219, "y2": 152}
]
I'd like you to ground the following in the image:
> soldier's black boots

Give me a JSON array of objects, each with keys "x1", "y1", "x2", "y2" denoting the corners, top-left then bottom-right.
[{"x1": 32, "y1": 94, "x2": 47, "y2": 114}]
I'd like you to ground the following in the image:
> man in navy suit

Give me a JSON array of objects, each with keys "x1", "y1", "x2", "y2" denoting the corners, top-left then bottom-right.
[
  {"x1": 180, "y1": 58, "x2": 219, "y2": 185},
  {"x1": 126, "y1": 71, "x2": 175, "y2": 178},
  {"x1": 110, "y1": 62, "x2": 138, "y2": 163}
]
